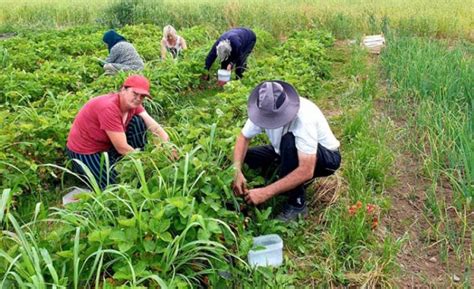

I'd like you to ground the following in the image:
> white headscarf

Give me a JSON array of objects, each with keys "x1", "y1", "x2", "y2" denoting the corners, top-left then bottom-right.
[{"x1": 216, "y1": 39, "x2": 231, "y2": 62}]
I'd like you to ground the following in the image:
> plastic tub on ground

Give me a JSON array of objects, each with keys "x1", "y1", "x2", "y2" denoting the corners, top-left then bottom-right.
[
  {"x1": 247, "y1": 234, "x2": 283, "y2": 267},
  {"x1": 63, "y1": 187, "x2": 91, "y2": 205}
]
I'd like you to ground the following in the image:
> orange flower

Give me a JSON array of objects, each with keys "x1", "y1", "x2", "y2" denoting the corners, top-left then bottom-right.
[
  {"x1": 348, "y1": 205, "x2": 357, "y2": 216},
  {"x1": 348, "y1": 200, "x2": 364, "y2": 216},
  {"x1": 371, "y1": 216, "x2": 379, "y2": 230},
  {"x1": 366, "y1": 204, "x2": 376, "y2": 214}
]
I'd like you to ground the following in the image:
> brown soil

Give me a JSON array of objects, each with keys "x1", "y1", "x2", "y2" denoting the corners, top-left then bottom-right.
[
  {"x1": 376, "y1": 98, "x2": 473, "y2": 288},
  {"x1": 366, "y1": 47, "x2": 472, "y2": 287},
  {"x1": 293, "y1": 42, "x2": 472, "y2": 288}
]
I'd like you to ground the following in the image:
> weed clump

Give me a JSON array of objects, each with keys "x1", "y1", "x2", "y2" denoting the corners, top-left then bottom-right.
[{"x1": 102, "y1": 0, "x2": 145, "y2": 28}]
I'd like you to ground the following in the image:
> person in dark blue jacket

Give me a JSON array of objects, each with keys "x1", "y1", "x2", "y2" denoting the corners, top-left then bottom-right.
[{"x1": 204, "y1": 28, "x2": 256, "y2": 79}]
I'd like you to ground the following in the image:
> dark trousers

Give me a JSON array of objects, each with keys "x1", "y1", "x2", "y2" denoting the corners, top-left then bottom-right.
[
  {"x1": 66, "y1": 115, "x2": 147, "y2": 189},
  {"x1": 244, "y1": 132, "x2": 341, "y2": 205},
  {"x1": 168, "y1": 47, "x2": 179, "y2": 58}
]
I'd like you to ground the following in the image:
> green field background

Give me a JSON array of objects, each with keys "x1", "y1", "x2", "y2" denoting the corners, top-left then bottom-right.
[{"x1": 1, "y1": 0, "x2": 473, "y2": 38}]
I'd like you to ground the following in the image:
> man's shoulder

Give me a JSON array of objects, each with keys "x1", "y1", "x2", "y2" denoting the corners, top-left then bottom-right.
[
  {"x1": 299, "y1": 97, "x2": 317, "y2": 107},
  {"x1": 90, "y1": 93, "x2": 119, "y2": 111},
  {"x1": 93, "y1": 92, "x2": 117, "y2": 101},
  {"x1": 297, "y1": 97, "x2": 320, "y2": 115},
  {"x1": 241, "y1": 118, "x2": 262, "y2": 136}
]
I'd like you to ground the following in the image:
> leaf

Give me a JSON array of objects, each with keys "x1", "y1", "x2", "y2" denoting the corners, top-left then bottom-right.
[
  {"x1": 118, "y1": 241, "x2": 134, "y2": 253},
  {"x1": 160, "y1": 232, "x2": 173, "y2": 243},
  {"x1": 88, "y1": 228, "x2": 111, "y2": 243},
  {"x1": 210, "y1": 201, "x2": 221, "y2": 212},
  {"x1": 207, "y1": 220, "x2": 221, "y2": 234},
  {"x1": 113, "y1": 269, "x2": 132, "y2": 280},
  {"x1": 56, "y1": 250, "x2": 73, "y2": 258},
  {"x1": 166, "y1": 197, "x2": 187, "y2": 209},
  {"x1": 178, "y1": 206, "x2": 192, "y2": 218},
  {"x1": 109, "y1": 229, "x2": 127, "y2": 242},
  {"x1": 143, "y1": 239, "x2": 156, "y2": 252},
  {"x1": 124, "y1": 227, "x2": 139, "y2": 241},
  {"x1": 197, "y1": 228, "x2": 210, "y2": 240},
  {"x1": 190, "y1": 214, "x2": 203, "y2": 223},
  {"x1": 118, "y1": 217, "x2": 136, "y2": 227},
  {"x1": 149, "y1": 218, "x2": 170, "y2": 234}
]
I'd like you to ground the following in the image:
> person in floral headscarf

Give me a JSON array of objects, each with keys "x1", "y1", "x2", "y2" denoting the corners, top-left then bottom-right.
[{"x1": 101, "y1": 30, "x2": 144, "y2": 75}]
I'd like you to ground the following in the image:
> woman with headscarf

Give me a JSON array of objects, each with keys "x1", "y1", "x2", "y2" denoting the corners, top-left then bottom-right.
[
  {"x1": 160, "y1": 25, "x2": 187, "y2": 60},
  {"x1": 102, "y1": 30, "x2": 144, "y2": 75},
  {"x1": 204, "y1": 27, "x2": 256, "y2": 79}
]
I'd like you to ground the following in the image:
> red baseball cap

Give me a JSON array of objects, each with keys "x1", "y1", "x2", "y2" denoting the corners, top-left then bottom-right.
[{"x1": 123, "y1": 75, "x2": 151, "y2": 98}]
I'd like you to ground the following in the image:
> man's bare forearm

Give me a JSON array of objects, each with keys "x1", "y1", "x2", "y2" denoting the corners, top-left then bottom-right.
[
  {"x1": 265, "y1": 166, "x2": 313, "y2": 197},
  {"x1": 233, "y1": 133, "x2": 250, "y2": 171}
]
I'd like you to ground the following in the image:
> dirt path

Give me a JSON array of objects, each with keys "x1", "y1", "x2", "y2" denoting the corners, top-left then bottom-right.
[
  {"x1": 377, "y1": 99, "x2": 472, "y2": 287},
  {"x1": 290, "y1": 42, "x2": 471, "y2": 288},
  {"x1": 361, "y1": 45, "x2": 472, "y2": 286}
]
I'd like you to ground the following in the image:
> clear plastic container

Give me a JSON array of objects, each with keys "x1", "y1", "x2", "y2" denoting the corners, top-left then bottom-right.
[
  {"x1": 247, "y1": 234, "x2": 283, "y2": 267},
  {"x1": 62, "y1": 187, "x2": 90, "y2": 205}
]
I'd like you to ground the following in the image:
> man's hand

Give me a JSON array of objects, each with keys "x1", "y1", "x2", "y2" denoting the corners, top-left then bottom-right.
[
  {"x1": 170, "y1": 147, "x2": 179, "y2": 161},
  {"x1": 232, "y1": 171, "x2": 247, "y2": 196},
  {"x1": 226, "y1": 64, "x2": 232, "y2": 71},
  {"x1": 244, "y1": 187, "x2": 273, "y2": 205},
  {"x1": 161, "y1": 142, "x2": 179, "y2": 161}
]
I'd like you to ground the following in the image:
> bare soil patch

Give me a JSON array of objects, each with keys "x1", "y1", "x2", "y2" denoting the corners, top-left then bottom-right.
[{"x1": 376, "y1": 97, "x2": 473, "y2": 287}]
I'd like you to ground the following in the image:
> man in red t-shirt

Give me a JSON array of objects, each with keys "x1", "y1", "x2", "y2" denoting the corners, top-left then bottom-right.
[{"x1": 66, "y1": 75, "x2": 170, "y2": 188}]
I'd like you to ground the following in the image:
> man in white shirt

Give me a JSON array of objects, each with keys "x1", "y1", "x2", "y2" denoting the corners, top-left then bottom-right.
[{"x1": 232, "y1": 81, "x2": 341, "y2": 221}]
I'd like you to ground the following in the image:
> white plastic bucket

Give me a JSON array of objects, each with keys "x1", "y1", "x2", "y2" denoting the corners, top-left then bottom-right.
[
  {"x1": 217, "y1": 69, "x2": 231, "y2": 82},
  {"x1": 247, "y1": 234, "x2": 283, "y2": 267}
]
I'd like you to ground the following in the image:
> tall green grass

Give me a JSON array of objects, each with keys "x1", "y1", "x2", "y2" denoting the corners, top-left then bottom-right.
[
  {"x1": 0, "y1": 158, "x2": 241, "y2": 288},
  {"x1": 1, "y1": 0, "x2": 472, "y2": 38},
  {"x1": 382, "y1": 36, "x2": 473, "y2": 202},
  {"x1": 382, "y1": 35, "x2": 473, "y2": 285}
]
